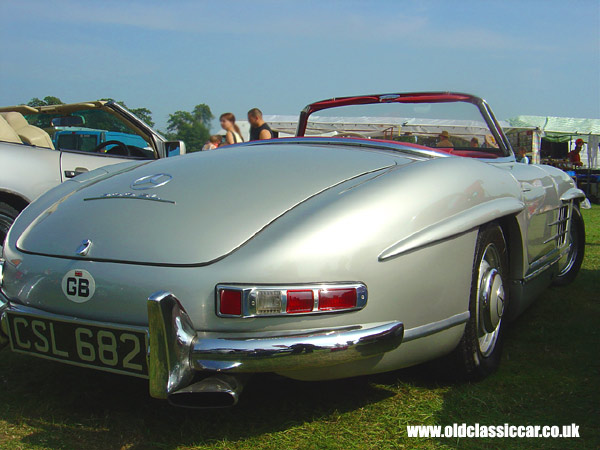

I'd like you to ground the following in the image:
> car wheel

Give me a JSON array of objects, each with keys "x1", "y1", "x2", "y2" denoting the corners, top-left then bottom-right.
[
  {"x1": 552, "y1": 205, "x2": 585, "y2": 287},
  {"x1": 0, "y1": 202, "x2": 20, "y2": 253},
  {"x1": 453, "y1": 223, "x2": 508, "y2": 380}
]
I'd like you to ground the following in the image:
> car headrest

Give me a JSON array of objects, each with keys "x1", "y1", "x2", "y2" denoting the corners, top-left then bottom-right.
[
  {"x1": 0, "y1": 115, "x2": 23, "y2": 144},
  {"x1": 1, "y1": 111, "x2": 30, "y2": 131}
]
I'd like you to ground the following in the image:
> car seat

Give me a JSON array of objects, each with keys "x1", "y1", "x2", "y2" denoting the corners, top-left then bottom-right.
[
  {"x1": 1, "y1": 112, "x2": 55, "y2": 149},
  {"x1": 0, "y1": 115, "x2": 22, "y2": 144}
]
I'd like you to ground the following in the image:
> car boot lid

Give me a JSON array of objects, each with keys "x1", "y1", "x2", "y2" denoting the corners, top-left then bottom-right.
[{"x1": 16, "y1": 144, "x2": 410, "y2": 265}]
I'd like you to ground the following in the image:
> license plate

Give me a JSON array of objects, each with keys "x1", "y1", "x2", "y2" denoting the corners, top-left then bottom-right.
[{"x1": 6, "y1": 312, "x2": 148, "y2": 378}]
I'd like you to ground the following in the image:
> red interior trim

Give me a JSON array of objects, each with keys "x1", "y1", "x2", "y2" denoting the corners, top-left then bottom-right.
[{"x1": 306, "y1": 92, "x2": 476, "y2": 115}]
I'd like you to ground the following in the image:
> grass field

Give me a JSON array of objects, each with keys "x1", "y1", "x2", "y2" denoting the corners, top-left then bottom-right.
[{"x1": 0, "y1": 206, "x2": 598, "y2": 450}]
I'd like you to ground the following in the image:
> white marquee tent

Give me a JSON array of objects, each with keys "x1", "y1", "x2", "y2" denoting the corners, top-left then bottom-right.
[{"x1": 262, "y1": 114, "x2": 599, "y2": 168}]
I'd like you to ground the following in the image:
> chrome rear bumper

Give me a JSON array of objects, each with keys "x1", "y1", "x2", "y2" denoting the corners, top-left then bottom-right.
[
  {"x1": 147, "y1": 291, "x2": 404, "y2": 399},
  {"x1": 0, "y1": 289, "x2": 404, "y2": 400}
]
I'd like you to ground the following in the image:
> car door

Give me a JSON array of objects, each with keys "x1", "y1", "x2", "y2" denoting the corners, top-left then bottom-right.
[{"x1": 59, "y1": 150, "x2": 142, "y2": 181}]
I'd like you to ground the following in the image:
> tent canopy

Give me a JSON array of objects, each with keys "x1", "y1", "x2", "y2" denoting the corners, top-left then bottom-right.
[
  {"x1": 264, "y1": 114, "x2": 509, "y2": 138},
  {"x1": 508, "y1": 116, "x2": 600, "y2": 142}
]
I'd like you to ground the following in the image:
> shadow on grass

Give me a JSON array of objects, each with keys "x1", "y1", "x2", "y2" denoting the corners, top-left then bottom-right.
[{"x1": 0, "y1": 351, "x2": 401, "y2": 449}]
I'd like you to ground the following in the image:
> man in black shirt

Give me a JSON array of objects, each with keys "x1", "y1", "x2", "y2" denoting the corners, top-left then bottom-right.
[{"x1": 248, "y1": 108, "x2": 275, "y2": 141}]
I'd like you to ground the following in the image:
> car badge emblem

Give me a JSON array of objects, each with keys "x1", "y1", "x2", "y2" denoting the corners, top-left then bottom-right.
[
  {"x1": 76, "y1": 239, "x2": 92, "y2": 256},
  {"x1": 130, "y1": 173, "x2": 173, "y2": 190}
]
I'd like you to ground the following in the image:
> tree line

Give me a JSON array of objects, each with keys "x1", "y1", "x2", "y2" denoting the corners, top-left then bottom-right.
[{"x1": 25, "y1": 96, "x2": 212, "y2": 153}]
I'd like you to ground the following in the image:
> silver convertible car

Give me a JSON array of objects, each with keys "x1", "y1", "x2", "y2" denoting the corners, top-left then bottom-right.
[{"x1": 0, "y1": 92, "x2": 587, "y2": 407}]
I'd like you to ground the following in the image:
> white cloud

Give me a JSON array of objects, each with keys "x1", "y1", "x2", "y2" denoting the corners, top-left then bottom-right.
[{"x1": 2, "y1": 0, "x2": 562, "y2": 53}]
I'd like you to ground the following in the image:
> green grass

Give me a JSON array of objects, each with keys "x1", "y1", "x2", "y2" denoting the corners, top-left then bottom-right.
[{"x1": 0, "y1": 206, "x2": 598, "y2": 449}]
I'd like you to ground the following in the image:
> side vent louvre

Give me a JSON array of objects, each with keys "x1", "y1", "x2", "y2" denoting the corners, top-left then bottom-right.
[{"x1": 544, "y1": 203, "x2": 571, "y2": 246}]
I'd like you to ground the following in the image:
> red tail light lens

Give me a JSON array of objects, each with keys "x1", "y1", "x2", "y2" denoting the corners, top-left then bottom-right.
[
  {"x1": 318, "y1": 288, "x2": 357, "y2": 311},
  {"x1": 286, "y1": 290, "x2": 314, "y2": 313},
  {"x1": 216, "y1": 283, "x2": 366, "y2": 318},
  {"x1": 219, "y1": 289, "x2": 242, "y2": 316}
]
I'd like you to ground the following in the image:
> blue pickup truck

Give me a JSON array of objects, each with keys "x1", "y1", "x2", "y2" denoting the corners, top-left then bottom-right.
[{"x1": 53, "y1": 128, "x2": 149, "y2": 153}]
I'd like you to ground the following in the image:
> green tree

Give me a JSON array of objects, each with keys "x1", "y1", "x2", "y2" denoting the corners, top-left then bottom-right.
[
  {"x1": 98, "y1": 98, "x2": 155, "y2": 127},
  {"x1": 192, "y1": 104, "x2": 213, "y2": 127},
  {"x1": 129, "y1": 107, "x2": 154, "y2": 128},
  {"x1": 166, "y1": 104, "x2": 213, "y2": 152},
  {"x1": 26, "y1": 96, "x2": 64, "y2": 107}
]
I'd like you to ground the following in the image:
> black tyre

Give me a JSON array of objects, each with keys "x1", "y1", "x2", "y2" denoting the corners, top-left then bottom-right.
[
  {"x1": 0, "y1": 202, "x2": 20, "y2": 253},
  {"x1": 552, "y1": 205, "x2": 585, "y2": 287},
  {"x1": 452, "y1": 223, "x2": 509, "y2": 380}
]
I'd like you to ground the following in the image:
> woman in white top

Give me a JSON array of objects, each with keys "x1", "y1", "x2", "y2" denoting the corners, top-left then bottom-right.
[{"x1": 220, "y1": 112, "x2": 243, "y2": 145}]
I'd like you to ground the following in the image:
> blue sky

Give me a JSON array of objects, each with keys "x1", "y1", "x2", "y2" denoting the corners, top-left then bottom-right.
[{"x1": 1, "y1": 0, "x2": 598, "y2": 131}]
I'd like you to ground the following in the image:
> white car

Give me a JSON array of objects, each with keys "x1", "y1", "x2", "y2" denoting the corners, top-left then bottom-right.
[{"x1": 0, "y1": 100, "x2": 184, "y2": 251}]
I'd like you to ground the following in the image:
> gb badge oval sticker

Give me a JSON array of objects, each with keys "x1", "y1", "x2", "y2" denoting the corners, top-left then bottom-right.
[{"x1": 62, "y1": 269, "x2": 96, "y2": 303}]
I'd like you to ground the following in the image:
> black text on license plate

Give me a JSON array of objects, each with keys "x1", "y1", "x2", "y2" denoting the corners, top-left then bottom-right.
[{"x1": 6, "y1": 312, "x2": 148, "y2": 378}]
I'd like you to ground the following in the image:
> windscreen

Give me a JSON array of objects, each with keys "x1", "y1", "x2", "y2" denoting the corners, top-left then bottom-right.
[
  {"x1": 304, "y1": 100, "x2": 507, "y2": 158},
  {"x1": 24, "y1": 108, "x2": 152, "y2": 156}
]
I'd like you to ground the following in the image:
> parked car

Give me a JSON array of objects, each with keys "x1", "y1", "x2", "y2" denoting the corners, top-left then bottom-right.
[
  {"x1": 53, "y1": 128, "x2": 150, "y2": 154},
  {"x1": 0, "y1": 92, "x2": 587, "y2": 408},
  {"x1": 0, "y1": 100, "x2": 185, "y2": 249}
]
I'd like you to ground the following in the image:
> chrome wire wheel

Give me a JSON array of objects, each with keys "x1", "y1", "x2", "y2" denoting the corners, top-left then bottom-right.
[{"x1": 475, "y1": 243, "x2": 505, "y2": 357}]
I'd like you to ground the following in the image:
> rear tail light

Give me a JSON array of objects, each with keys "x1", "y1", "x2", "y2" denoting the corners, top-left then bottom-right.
[
  {"x1": 219, "y1": 289, "x2": 242, "y2": 316},
  {"x1": 318, "y1": 288, "x2": 357, "y2": 311},
  {"x1": 286, "y1": 290, "x2": 314, "y2": 313},
  {"x1": 216, "y1": 284, "x2": 367, "y2": 318}
]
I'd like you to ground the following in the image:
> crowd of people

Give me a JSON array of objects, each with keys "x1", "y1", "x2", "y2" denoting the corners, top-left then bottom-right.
[{"x1": 202, "y1": 107, "x2": 275, "y2": 151}]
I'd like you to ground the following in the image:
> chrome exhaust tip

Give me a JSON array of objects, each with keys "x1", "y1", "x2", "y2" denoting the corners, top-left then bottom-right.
[{"x1": 168, "y1": 375, "x2": 244, "y2": 408}]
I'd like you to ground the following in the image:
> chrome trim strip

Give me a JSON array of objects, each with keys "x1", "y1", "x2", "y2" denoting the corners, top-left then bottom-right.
[
  {"x1": 402, "y1": 311, "x2": 470, "y2": 343},
  {"x1": 523, "y1": 245, "x2": 570, "y2": 282},
  {"x1": 84, "y1": 194, "x2": 175, "y2": 204}
]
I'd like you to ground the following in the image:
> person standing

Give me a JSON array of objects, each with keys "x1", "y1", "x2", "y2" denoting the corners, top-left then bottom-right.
[
  {"x1": 568, "y1": 138, "x2": 584, "y2": 167},
  {"x1": 248, "y1": 108, "x2": 275, "y2": 141},
  {"x1": 220, "y1": 113, "x2": 244, "y2": 145}
]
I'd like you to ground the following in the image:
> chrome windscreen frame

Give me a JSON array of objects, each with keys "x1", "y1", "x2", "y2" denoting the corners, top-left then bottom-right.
[{"x1": 215, "y1": 282, "x2": 368, "y2": 318}]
